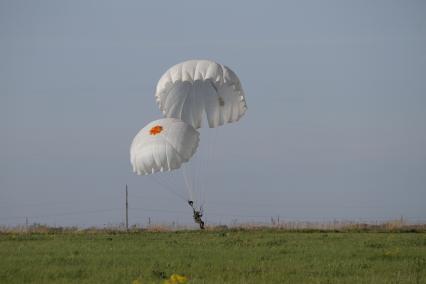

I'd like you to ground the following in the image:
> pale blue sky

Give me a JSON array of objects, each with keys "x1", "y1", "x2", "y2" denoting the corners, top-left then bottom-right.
[{"x1": 1, "y1": 0, "x2": 425, "y2": 227}]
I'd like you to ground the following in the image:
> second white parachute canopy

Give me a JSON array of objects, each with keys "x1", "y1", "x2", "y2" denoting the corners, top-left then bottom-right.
[
  {"x1": 130, "y1": 118, "x2": 199, "y2": 175},
  {"x1": 155, "y1": 59, "x2": 247, "y2": 128}
]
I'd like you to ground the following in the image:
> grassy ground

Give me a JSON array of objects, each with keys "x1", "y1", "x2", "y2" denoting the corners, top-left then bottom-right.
[{"x1": 0, "y1": 229, "x2": 425, "y2": 283}]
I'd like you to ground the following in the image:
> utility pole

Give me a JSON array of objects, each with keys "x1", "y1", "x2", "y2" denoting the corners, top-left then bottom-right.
[{"x1": 125, "y1": 184, "x2": 129, "y2": 231}]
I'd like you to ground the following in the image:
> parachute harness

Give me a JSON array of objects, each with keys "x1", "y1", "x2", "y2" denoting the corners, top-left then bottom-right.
[
  {"x1": 218, "y1": 96, "x2": 225, "y2": 106},
  {"x1": 188, "y1": 200, "x2": 205, "y2": 230}
]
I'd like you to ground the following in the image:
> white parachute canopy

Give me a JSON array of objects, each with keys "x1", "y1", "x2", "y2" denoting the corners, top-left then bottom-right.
[
  {"x1": 130, "y1": 118, "x2": 199, "y2": 175},
  {"x1": 155, "y1": 59, "x2": 247, "y2": 129}
]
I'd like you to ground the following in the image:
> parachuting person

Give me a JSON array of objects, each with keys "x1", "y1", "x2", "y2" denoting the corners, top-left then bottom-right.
[
  {"x1": 188, "y1": 200, "x2": 204, "y2": 229},
  {"x1": 130, "y1": 118, "x2": 201, "y2": 227},
  {"x1": 153, "y1": 59, "x2": 247, "y2": 228}
]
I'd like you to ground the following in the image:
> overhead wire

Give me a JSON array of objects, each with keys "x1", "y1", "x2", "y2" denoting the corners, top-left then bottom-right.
[{"x1": 0, "y1": 208, "x2": 123, "y2": 221}]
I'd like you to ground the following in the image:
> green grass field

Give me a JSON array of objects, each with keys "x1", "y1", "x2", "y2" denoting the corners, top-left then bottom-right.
[{"x1": 0, "y1": 229, "x2": 425, "y2": 283}]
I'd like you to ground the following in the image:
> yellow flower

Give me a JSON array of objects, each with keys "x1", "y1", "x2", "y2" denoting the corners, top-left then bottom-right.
[
  {"x1": 163, "y1": 273, "x2": 188, "y2": 284},
  {"x1": 132, "y1": 279, "x2": 142, "y2": 284}
]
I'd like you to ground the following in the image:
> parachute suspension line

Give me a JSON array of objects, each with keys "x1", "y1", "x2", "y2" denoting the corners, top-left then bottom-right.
[
  {"x1": 199, "y1": 131, "x2": 208, "y2": 207},
  {"x1": 194, "y1": 138, "x2": 202, "y2": 206},
  {"x1": 149, "y1": 175, "x2": 187, "y2": 202},
  {"x1": 182, "y1": 163, "x2": 194, "y2": 202},
  {"x1": 201, "y1": 128, "x2": 217, "y2": 208},
  {"x1": 192, "y1": 129, "x2": 206, "y2": 209}
]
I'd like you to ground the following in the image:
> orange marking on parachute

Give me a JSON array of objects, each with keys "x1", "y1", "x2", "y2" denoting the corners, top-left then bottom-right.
[{"x1": 149, "y1": 125, "x2": 163, "y2": 135}]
